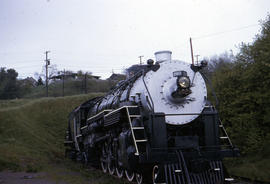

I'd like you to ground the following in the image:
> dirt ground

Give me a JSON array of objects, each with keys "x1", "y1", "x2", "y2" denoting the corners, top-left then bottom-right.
[
  {"x1": 0, "y1": 168, "x2": 124, "y2": 184},
  {"x1": 0, "y1": 171, "x2": 67, "y2": 184},
  {"x1": 0, "y1": 170, "x2": 256, "y2": 184}
]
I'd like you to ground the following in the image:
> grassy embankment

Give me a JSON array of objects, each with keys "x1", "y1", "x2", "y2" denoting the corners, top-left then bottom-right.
[{"x1": 0, "y1": 94, "x2": 128, "y2": 184}]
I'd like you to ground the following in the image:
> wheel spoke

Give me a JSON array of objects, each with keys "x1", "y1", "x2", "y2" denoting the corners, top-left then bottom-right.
[
  {"x1": 136, "y1": 173, "x2": 143, "y2": 184},
  {"x1": 152, "y1": 165, "x2": 159, "y2": 184},
  {"x1": 100, "y1": 157, "x2": 107, "y2": 173},
  {"x1": 125, "y1": 170, "x2": 135, "y2": 182},
  {"x1": 116, "y1": 166, "x2": 124, "y2": 178},
  {"x1": 108, "y1": 161, "x2": 115, "y2": 175},
  {"x1": 100, "y1": 143, "x2": 108, "y2": 173}
]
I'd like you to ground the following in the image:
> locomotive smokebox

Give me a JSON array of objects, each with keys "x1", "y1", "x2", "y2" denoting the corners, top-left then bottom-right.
[{"x1": 154, "y1": 50, "x2": 172, "y2": 63}]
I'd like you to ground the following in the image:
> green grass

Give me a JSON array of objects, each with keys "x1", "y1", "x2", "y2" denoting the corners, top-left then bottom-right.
[
  {"x1": 0, "y1": 93, "x2": 129, "y2": 184},
  {"x1": 0, "y1": 99, "x2": 31, "y2": 110},
  {"x1": 0, "y1": 93, "x2": 128, "y2": 183},
  {"x1": 224, "y1": 135, "x2": 270, "y2": 182},
  {"x1": 224, "y1": 156, "x2": 270, "y2": 182},
  {"x1": 0, "y1": 93, "x2": 104, "y2": 171}
]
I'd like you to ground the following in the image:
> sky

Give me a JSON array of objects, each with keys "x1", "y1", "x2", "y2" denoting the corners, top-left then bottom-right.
[{"x1": 0, "y1": 0, "x2": 269, "y2": 79}]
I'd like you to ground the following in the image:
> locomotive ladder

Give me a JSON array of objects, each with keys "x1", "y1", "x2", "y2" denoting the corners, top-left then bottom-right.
[
  {"x1": 207, "y1": 106, "x2": 233, "y2": 148},
  {"x1": 218, "y1": 119, "x2": 233, "y2": 147},
  {"x1": 126, "y1": 106, "x2": 147, "y2": 156}
]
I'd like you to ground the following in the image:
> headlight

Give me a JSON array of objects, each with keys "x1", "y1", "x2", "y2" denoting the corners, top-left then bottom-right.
[{"x1": 178, "y1": 76, "x2": 190, "y2": 88}]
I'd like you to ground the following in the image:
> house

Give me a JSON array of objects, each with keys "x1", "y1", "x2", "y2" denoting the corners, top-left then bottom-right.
[{"x1": 107, "y1": 73, "x2": 126, "y2": 81}]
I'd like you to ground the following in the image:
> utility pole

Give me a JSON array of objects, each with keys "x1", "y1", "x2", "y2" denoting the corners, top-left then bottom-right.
[
  {"x1": 139, "y1": 55, "x2": 144, "y2": 65},
  {"x1": 84, "y1": 73, "x2": 87, "y2": 94},
  {"x1": 195, "y1": 54, "x2": 200, "y2": 65},
  {"x1": 45, "y1": 51, "x2": 50, "y2": 97},
  {"x1": 189, "y1": 38, "x2": 194, "y2": 65},
  {"x1": 62, "y1": 69, "x2": 65, "y2": 97}
]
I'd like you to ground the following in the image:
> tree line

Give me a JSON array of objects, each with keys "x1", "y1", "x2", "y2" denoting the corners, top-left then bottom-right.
[
  {"x1": 0, "y1": 68, "x2": 38, "y2": 99},
  {"x1": 204, "y1": 15, "x2": 270, "y2": 156},
  {"x1": 0, "y1": 69, "x2": 125, "y2": 99}
]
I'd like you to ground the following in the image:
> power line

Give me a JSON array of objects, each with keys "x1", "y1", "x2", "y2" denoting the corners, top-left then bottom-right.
[
  {"x1": 7, "y1": 65, "x2": 41, "y2": 69},
  {"x1": 1, "y1": 60, "x2": 43, "y2": 64},
  {"x1": 59, "y1": 65, "x2": 124, "y2": 69},
  {"x1": 193, "y1": 24, "x2": 259, "y2": 40},
  {"x1": 0, "y1": 51, "x2": 44, "y2": 54}
]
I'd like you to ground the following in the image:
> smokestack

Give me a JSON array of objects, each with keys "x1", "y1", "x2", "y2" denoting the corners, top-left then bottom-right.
[{"x1": 154, "y1": 50, "x2": 172, "y2": 63}]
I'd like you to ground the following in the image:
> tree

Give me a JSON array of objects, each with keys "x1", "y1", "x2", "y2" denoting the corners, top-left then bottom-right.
[
  {"x1": 36, "y1": 77, "x2": 44, "y2": 86},
  {"x1": 209, "y1": 15, "x2": 270, "y2": 155},
  {"x1": 0, "y1": 67, "x2": 19, "y2": 99},
  {"x1": 40, "y1": 64, "x2": 59, "y2": 83},
  {"x1": 76, "y1": 70, "x2": 92, "y2": 79},
  {"x1": 48, "y1": 64, "x2": 58, "y2": 79}
]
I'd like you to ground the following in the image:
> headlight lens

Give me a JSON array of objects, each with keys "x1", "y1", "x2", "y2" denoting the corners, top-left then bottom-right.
[{"x1": 178, "y1": 76, "x2": 190, "y2": 88}]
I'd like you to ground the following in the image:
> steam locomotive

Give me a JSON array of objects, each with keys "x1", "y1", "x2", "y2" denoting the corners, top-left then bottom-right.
[{"x1": 64, "y1": 51, "x2": 239, "y2": 184}]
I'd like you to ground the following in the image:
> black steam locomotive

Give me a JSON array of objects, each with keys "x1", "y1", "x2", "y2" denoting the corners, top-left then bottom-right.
[{"x1": 64, "y1": 51, "x2": 239, "y2": 184}]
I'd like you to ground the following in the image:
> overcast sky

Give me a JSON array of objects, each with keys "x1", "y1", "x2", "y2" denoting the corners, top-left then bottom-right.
[{"x1": 0, "y1": 0, "x2": 269, "y2": 79}]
